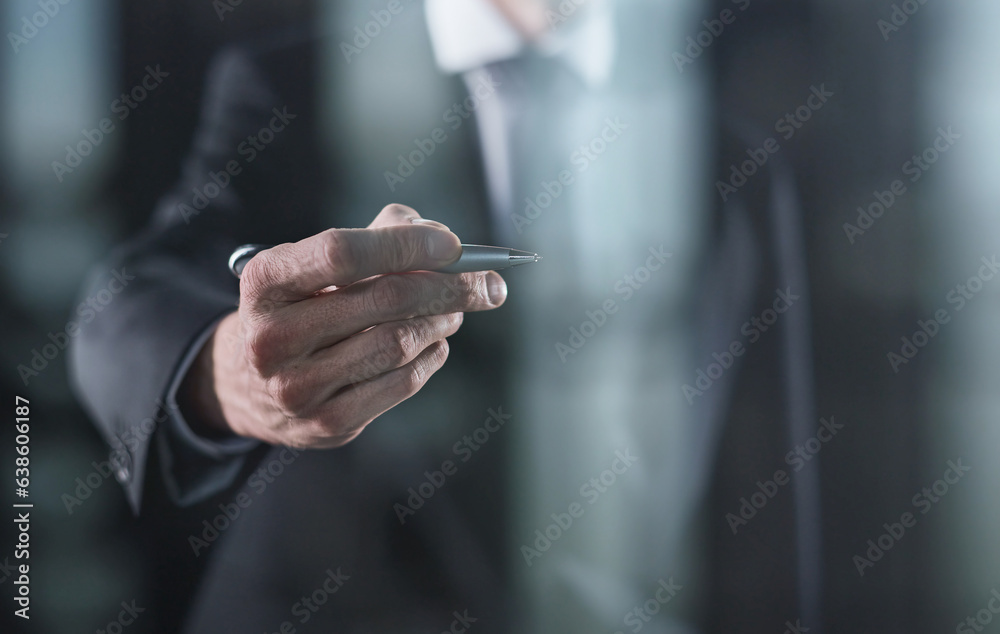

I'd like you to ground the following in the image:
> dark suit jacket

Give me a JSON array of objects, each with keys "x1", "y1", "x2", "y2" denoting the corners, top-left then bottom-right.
[
  {"x1": 70, "y1": 31, "x2": 324, "y2": 513},
  {"x1": 69, "y1": 29, "x2": 512, "y2": 633}
]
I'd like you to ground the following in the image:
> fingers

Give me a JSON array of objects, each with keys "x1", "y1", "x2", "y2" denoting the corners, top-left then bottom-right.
[
  {"x1": 229, "y1": 204, "x2": 501, "y2": 449},
  {"x1": 335, "y1": 313, "x2": 463, "y2": 387},
  {"x1": 240, "y1": 206, "x2": 462, "y2": 305},
  {"x1": 312, "y1": 270, "x2": 505, "y2": 349},
  {"x1": 309, "y1": 339, "x2": 452, "y2": 447},
  {"x1": 249, "y1": 269, "x2": 503, "y2": 359},
  {"x1": 261, "y1": 313, "x2": 463, "y2": 412}
]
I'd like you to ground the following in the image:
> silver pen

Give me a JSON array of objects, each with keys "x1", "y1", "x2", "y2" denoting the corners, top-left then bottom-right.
[{"x1": 228, "y1": 243, "x2": 542, "y2": 278}]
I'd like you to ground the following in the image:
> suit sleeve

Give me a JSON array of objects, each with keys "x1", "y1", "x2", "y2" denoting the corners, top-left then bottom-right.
[{"x1": 68, "y1": 41, "x2": 323, "y2": 514}]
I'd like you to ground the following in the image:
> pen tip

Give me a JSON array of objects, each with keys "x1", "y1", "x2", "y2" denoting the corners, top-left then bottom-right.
[{"x1": 535, "y1": 255, "x2": 543, "y2": 263}]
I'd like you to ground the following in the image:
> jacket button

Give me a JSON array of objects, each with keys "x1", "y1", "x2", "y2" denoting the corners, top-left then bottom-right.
[{"x1": 109, "y1": 443, "x2": 132, "y2": 484}]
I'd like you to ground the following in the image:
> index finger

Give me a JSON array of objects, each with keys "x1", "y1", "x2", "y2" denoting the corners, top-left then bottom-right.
[{"x1": 240, "y1": 224, "x2": 462, "y2": 304}]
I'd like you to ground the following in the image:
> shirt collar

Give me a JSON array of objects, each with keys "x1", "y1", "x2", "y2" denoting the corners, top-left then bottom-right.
[{"x1": 424, "y1": 0, "x2": 616, "y2": 87}]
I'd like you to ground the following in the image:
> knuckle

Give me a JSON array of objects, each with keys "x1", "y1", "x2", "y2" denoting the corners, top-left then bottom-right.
[
  {"x1": 376, "y1": 324, "x2": 416, "y2": 368},
  {"x1": 417, "y1": 277, "x2": 480, "y2": 316},
  {"x1": 382, "y1": 203, "x2": 414, "y2": 219},
  {"x1": 451, "y1": 273, "x2": 489, "y2": 305},
  {"x1": 425, "y1": 313, "x2": 456, "y2": 338},
  {"x1": 319, "y1": 229, "x2": 356, "y2": 280},
  {"x1": 243, "y1": 324, "x2": 285, "y2": 372},
  {"x1": 435, "y1": 338, "x2": 450, "y2": 362},
  {"x1": 312, "y1": 407, "x2": 368, "y2": 445},
  {"x1": 384, "y1": 228, "x2": 421, "y2": 271},
  {"x1": 264, "y1": 372, "x2": 306, "y2": 412},
  {"x1": 397, "y1": 364, "x2": 426, "y2": 395},
  {"x1": 239, "y1": 252, "x2": 280, "y2": 304},
  {"x1": 397, "y1": 341, "x2": 447, "y2": 395},
  {"x1": 366, "y1": 275, "x2": 412, "y2": 317}
]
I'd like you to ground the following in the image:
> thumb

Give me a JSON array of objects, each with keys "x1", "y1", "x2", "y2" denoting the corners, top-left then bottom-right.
[{"x1": 368, "y1": 203, "x2": 450, "y2": 231}]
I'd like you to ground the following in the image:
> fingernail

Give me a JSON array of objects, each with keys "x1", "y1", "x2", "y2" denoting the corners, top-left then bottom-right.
[
  {"x1": 411, "y1": 217, "x2": 451, "y2": 230},
  {"x1": 426, "y1": 230, "x2": 461, "y2": 261},
  {"x1": 487, "y1": 272, "x2": 507, "y2": 305}
]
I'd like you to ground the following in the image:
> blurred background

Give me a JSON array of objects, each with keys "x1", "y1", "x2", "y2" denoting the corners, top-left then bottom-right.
[{"x1": 1, "y1": 0, "x2": 999, "y2": 632}]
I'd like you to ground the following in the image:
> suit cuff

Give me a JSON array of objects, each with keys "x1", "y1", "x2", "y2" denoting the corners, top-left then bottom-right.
[{"x1": 159, "y1": 313, "x2": 260, "y2": 505}]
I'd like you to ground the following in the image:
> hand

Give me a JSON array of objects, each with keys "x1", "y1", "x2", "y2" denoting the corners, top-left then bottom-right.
[{"x1": 180, "y1": 204, "x2": 507, "y2": 448}]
